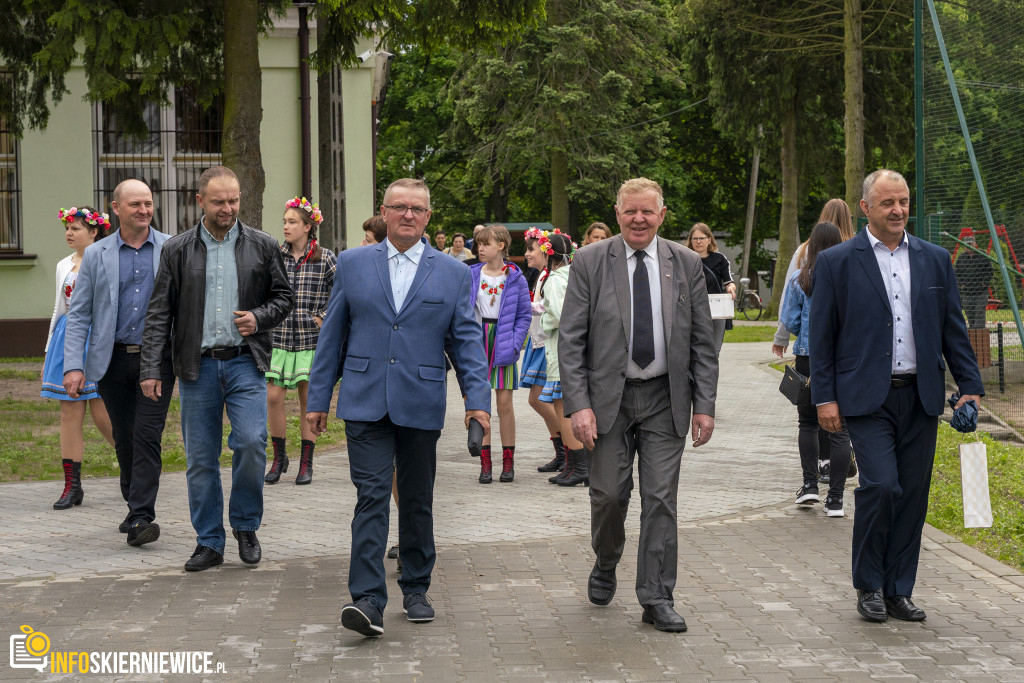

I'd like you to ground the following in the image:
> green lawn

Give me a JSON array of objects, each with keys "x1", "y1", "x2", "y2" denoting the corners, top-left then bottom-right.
[
  {"x1": 723, "y1": 325, "x2": 781, "y2": 343},
  {"x1": 927, "y1": 422, "x2": 1024, "y2": 572},
  {"x1": 0, "y1": 395, "x2": 345, "y2": 483}
]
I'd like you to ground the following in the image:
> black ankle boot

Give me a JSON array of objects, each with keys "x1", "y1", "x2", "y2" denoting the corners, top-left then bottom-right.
[
  {"x1": 265, "y1": 437, "x2": 288, "y2": 484},
  {"x1": 557, "y1": 449, "x2": 589, "y2": 487},
  {"x1": 549, "y1": 446, "x2": 572, "y2": 484},
  {"x1": 500, "y1": 446, "x2": 515, "y2": 482},
  {"x1": 54, "y1": 459, "x2": 84, "y2": 510},
  {"x1": 295, "y1": 440, "x2": 314, "y2": 485},
  {"x1": 538, "y1": 436, "x2": 565, "y2": 472},
  {"x1": 479, "y1": 446, "x2": 493, "y2": 484}
]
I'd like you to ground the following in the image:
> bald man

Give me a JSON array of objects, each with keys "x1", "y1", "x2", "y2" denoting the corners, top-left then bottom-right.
[{"x1": 64, "y1": 179, "x2": 175, "y2": 547}]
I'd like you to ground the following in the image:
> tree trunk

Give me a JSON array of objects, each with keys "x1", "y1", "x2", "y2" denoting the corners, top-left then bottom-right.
[
  {"x1": 550, "y1": 148, "x2": 569, "y2": 232},
  {"x1": 740, "y1": 129, "x2": 761, "y2": 282},
  {"x1": 843, "y1": 0, "x2": 865, "y2": 213},
  {"x1": 771, "y1": 84, "x2": 800, "y2": 316},
  {"x1": 222, "y1": 0, "x2": 265, "y2": 229}
]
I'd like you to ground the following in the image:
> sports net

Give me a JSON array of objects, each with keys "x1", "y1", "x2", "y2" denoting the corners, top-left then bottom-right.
[{"x1": 921, "y1": 0, "x2": 1024, "y2": 436}]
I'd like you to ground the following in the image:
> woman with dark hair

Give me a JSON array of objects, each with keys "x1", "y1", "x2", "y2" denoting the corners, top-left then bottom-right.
[
  {"x1": 779, "y1": 221, "x2": 853, "y2": 517},
  {"x1": 686, "y1": 222, "x2": 736, "y2": 355},
  {"x1": 43, "y1": 206, "x2": 115, "y2": 509},
  {"x1": 536, "y1": 230, "x2": 588, "y2": 487},
  {"x1": 265, "y1": 197, "x2": 337, "y2": 485},
  {"x1": 772, "y1": 198, "x2": 858, "y2": 483},
  {"x1": 361, "y1": 215, "x2": 386, "y2": 246},
  {"x1": 445, "y1": 232, "x2": 471, "y2": 261}
]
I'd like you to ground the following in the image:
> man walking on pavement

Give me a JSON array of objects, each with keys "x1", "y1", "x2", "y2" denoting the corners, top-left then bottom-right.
[
  {"x1": 559, "y1": 177, "x2": 719, "y2": 632},
  {"x1": 64, "y1": 179, "x2": 174, "y2": 547},
  {"x1": 141, "y1": 166, "x2": 293, "y2": 572},
  {"x1": 810, "y1": 169, "x2": 983, "y2": 622},
  {"x1": 307, "y1": 178, "x2": 490, "y2": 638}
]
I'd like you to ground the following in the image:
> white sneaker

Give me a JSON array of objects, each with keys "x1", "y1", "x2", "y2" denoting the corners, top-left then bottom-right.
[{"x1": 825, "y1": 495, "x2": 845, "y2": 517}]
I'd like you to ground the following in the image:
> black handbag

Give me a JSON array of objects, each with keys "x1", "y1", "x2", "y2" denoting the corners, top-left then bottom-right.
[{"x1": 779, "y1": 364, "x2": 811, "y2": 407}]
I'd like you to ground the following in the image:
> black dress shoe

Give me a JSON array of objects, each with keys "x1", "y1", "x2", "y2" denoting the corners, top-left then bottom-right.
[
  {"x1": 184, "y1": 545, "x2": 224, "y2": 572},
  {"x1": 642, "y1": 603, "x2": 688, "y2": 632},
  {"x1": 387, "y1": 544, "x2": 399, "y2": 559},
  {"x1": 341, "y1": 597, "x2": 384, "y2": 637},
  {"x1": 857, "y1": 589, "x2": 888, "y2": 622},
  {"x1": 232, "y1": 529, "x2": 262, "y2": 565},
  {"x1": 126, "y1": 520, "x2": 160, "y2": 547},
  {"x1": 588, "y1": 565, "x2": 616, "y2": 606},
  {"x1": 885, "y1": 595, "x2": 926, "y2": 621}
]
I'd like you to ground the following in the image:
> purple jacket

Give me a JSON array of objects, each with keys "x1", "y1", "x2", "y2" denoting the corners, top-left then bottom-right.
[{"x1": 469, "y1": 262, "x2": 531, "y2": 368}]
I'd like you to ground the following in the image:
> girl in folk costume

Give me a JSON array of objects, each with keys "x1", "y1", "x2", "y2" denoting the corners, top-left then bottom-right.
[
  {"x1": 535, "y1": 231, "x2": 588, "y2": 487},
  {"x1": 468, "y1": 224, "x2": 531, "y2": 483},
  {"x1": 522, "y1": 227, "x2": 570, "y2": 473},
  {"x1": 265, "y1": 197, "x2": 337, "y2": 485},
  {"x1": 43, "y1": 207, "x2": 115, "y2": 509}
]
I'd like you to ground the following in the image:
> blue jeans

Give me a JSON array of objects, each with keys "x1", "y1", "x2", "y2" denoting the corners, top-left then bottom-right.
[{"x1": 179, "y1": 355, "x2": 267, "y2": 554}]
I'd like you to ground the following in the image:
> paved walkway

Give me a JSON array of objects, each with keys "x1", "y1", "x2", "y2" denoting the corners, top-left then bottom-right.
[{"x1": 2, "y1": 343, "x2": 1023, "y2": 681}]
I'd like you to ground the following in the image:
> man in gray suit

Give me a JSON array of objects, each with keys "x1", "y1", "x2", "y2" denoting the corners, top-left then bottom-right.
[{"x1": 559, "y1": 177, "x2": 718, "y2": 632}]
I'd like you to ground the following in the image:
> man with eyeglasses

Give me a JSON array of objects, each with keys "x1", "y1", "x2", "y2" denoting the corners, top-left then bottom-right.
[{"x1": 307, "y1": 178, "x2": 491, "y2": 638}]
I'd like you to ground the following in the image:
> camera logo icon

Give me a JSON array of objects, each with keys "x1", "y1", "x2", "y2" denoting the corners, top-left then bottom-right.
[{"x1": 10, "y1": 625, "x2": 49, "y2": 672}]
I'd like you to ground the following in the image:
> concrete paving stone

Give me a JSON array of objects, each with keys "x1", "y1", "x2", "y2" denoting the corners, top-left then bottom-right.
[{"x1": 7, "y1": 344, "x2": 1024, "y2": 681}]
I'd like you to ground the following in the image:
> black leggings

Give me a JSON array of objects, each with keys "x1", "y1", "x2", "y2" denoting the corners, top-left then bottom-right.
[{"x1": 795, "y1": 354, "x2": 852, "y2": 497}]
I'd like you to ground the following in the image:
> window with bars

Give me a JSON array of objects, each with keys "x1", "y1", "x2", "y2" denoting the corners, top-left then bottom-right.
[
  {"x1": 0, "y1": 72, "x2": 22, "y2": 253},
  {"x1": 94, "y1": 88, "x2": 223, "y2": 235}
]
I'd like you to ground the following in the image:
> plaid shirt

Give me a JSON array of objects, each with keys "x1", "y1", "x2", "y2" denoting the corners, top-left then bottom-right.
[{"x1": 272, "y1": 242, "x2": 337, "y2": 351}]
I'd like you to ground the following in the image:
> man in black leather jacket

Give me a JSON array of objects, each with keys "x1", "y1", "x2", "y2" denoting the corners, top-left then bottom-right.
[{"x1": 141, "y1": 165, "x2": 293, "y2": 572}]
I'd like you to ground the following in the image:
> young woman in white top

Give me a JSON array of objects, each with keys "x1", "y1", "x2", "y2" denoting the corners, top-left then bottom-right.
[{"x1": 42, "y1": 207, "x2": 115, "y2": 510}]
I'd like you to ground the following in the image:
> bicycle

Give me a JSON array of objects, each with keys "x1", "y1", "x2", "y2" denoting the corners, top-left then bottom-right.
[{"x1": 734, "y1": 277, "x2": 763, "y2": 321}]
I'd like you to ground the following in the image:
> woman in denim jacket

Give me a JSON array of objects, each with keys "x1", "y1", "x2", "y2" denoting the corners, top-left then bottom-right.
[{"x1": 780, "y1": 221, "x2": 853, "y2": 518}]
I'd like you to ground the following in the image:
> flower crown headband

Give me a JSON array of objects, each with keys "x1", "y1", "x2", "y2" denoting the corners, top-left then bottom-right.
[
  {"x1": 524, "y1": 226, "x2": 577, "y2": 260},
  {"x1": 58, "y1": 208, "x2": 111, "y2": 231},
  {"x1": 285, "y1": 197, "x2": 324, "y2": 226}
]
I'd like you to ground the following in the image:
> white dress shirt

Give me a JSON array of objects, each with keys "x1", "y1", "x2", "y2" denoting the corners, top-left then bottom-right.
[
  {"x1": 866, "y1": 228, "x2": 917, "y2": 374},
  {"x1": 623, "y1": 236, "x2": 668, "y2": 379},
  {"x1": 386, "y1": 237, "x2": 425, "y2": 312}
]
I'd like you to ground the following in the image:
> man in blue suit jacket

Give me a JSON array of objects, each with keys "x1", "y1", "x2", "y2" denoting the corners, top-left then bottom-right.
[
  {"x1": 307, "y1": 178, "x2": 491, "y2": 637},
  {"x1": 810, "y1": 169, "x2": 983, "y2": 623},
  {"x1": 63, "y1": 179, "x2": 176, "y2": 548}
]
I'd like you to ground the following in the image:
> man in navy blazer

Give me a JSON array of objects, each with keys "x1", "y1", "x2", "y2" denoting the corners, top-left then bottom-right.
[
  {"x1": 63, "y1": 179, "x2": 175, "y2": 547},
  {"x1": 307, "y1": 178, "x2": 491, "y2": 637},
  {"x1": 810, "y1": 169, "x2": 983, "y2": 623}
]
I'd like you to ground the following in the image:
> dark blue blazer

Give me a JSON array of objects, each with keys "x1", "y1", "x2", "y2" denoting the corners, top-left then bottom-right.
[
  {"x1": 307, "y1": 241, "x2": 491, "y2": 431},
  {"x1": 809, "y1": 229, "x2": 983, "y2": 417}
]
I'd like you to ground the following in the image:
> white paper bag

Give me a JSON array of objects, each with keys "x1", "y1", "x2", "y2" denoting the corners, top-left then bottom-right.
[
  {"x1": 959, "y1": 440, "x2": 993, "y2": 528},
  {"x1": 708, "y1": 293, "x2": 735, "y2": 320}
]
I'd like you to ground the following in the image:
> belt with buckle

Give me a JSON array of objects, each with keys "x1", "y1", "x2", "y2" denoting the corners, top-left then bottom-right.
[
  {"x1": 114, "y1": 343, "x2": 142, "y2": 354},
  {"x1": 201, "y1": 346, "x2": 251, "y2": 360},
  {"x1": 890, "y1": 374, "x2": 916, "y2": 388}
]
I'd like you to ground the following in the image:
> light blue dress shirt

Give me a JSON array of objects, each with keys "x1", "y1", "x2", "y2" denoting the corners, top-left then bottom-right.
[
  {"x1": 866, "y1": 228, "x2": 916, "y2": 374},
  {"x1": 200, "y1": 221, "x2": 245, "y2": 350},
  {"x1": 386, "y1": 237, "x2": 425, "y2": 313}
]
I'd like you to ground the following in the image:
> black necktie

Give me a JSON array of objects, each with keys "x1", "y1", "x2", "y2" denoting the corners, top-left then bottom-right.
[{"x1": 632, "y1": 250, "x2": 655, "y2": 368}]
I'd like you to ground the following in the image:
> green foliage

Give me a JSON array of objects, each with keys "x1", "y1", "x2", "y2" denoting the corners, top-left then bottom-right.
[
  {"x1": 928, "y1": 422, "x2": 1024, "y2": 572},
  {"x1": 1, "y1": 0, "x2": 289, "y2": 137}
]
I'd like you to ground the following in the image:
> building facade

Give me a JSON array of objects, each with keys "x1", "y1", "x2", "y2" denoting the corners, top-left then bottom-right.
[{"x1": 0, "y1": 14, "x2": 380, "y2": 356}]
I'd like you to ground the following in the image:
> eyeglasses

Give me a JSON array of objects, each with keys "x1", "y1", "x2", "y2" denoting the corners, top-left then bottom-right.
[
  {"x1": 691, "y1": 236, "x2": 709, "y2": 242},
  {"x1": 383, "y1": 204, "x2": 430, "y2": 216}
]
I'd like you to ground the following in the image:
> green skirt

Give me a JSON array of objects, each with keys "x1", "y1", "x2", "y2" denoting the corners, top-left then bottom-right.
[{"x1": 267, "y1": 348, "x2": 315, "y2": 388}]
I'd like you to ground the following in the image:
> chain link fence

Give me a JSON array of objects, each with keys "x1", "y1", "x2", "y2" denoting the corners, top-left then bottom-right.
[{"x1": 921, "y1": 0, "x2": 1024, "y2": 435}]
